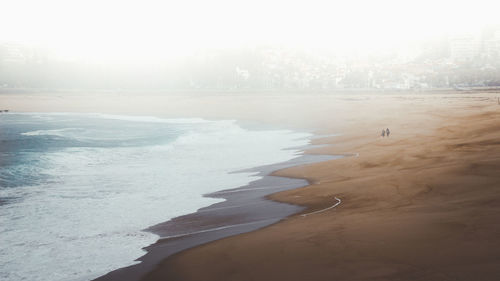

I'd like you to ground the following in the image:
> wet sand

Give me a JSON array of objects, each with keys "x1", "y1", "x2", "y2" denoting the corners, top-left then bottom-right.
[
  {"x1": 93, "y1": 154, "x2": 338, "y2": 281},
  {"x1": 144, "y1": 93, "x2": 500, "y2": 281},
  {"x1": 2, "y1": 90, "x2": 499, "y2": 280}
]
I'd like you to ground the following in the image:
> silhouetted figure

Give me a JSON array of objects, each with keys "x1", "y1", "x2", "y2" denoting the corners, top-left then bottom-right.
[
  {"x1": 386, "y1": 128, "x2": 390, "y2": 137},
  {"x1": 381, "y1": 129, "x2": 386, "y2": 137}
]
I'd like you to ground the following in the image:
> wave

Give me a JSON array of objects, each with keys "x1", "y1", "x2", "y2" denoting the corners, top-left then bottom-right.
[
  {"x1": 91, "y1": 113, "x2": 214, "y2": 124},
  {"x1": 16, "y1": 112, "x2": 214, "y2": 124},
  {"x1": 21, "y1": 128, "x2": 83, "y2": 137},
  {"x1": 0, "y1": 113, "x2": 311, "y2": 281}
]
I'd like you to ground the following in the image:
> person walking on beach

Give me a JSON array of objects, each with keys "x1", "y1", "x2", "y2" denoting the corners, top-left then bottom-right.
[
  {"x1": 386, "y1": 128, "x2": 390, "y2": 137},
  {"x1": 381, "y1": 129, "x2": 386, "y2": 137}
]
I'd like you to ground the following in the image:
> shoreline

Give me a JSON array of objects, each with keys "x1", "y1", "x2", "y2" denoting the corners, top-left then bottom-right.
[
  {"x1": 1, "y1": 90, "x2": 499, "y2": 280},
  {"x1": 94, "y1": 150, "x2": 341, "y2": 281},
  {"x1": 143, "y1": 93, "x2": 500, "y2": 281},
  {"x1": 1, "y1": 87, "x2": 500, "y2": 96}
]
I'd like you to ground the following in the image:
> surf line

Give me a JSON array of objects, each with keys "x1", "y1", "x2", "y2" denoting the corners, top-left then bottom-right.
[
  {"x1": 212, "y1": 185, "x2": 285, "y2": 195},
  {"x1": 301, "y1": 197, "x2": 341, "y2": 217},
  {"x1": 159, "y1": 218, "x2": 278, "y2": 240}
]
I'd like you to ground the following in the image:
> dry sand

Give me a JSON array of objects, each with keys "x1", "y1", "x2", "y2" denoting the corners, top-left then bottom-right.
[
  {"x1": 145, "y1": 92, "x2": 500, "y2": 281},
  {"x1": 2, "y1": 90, "x2": 499, "y2": 280}
]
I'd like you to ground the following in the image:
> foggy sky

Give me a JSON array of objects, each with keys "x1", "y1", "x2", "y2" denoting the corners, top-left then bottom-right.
[{"x1": 1, "y1": 0, "x2": 499, "y2": 64}]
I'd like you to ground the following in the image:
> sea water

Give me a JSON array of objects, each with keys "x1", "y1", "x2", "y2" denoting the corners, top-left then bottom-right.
[{"x1": 0, "y1": 113, "x2": 310, "y2": 281}]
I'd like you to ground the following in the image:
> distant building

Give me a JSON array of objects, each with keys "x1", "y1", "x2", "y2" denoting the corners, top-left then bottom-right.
[
  {"x1": 483, "y1": 29, "x2": 500, "y2": 59},
  {"x1": 450, "y1": 35, "x2": 480, "y2": 62},
  {"x1": 0, "y1": 43, "x2": 27, "y2": 63}
]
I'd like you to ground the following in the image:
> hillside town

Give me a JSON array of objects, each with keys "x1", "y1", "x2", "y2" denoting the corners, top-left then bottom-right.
[{"x1": 1, "y1": 27, "x2": 500, "y2": 91}]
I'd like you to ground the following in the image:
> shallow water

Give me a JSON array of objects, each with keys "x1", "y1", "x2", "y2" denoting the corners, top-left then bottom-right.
[{"x1": 0, "y1": 113, "x2": 310, "y2": 281}]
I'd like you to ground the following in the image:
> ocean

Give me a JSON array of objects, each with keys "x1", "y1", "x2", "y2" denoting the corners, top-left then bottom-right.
[{"x1": 0, "y1": 113, "x2": 311, "y2": 281}]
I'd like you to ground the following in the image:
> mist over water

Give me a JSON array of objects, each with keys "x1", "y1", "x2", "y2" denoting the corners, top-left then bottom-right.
[
  {"x1": 1, "y1": 1, "x2": 500, "y2": 91},
  {"x1": 0, "y1": 1, "x2": 499, "y2": 281},
  {"x1": 0, "y1": 113, "x2": 310, "y2": 281}
]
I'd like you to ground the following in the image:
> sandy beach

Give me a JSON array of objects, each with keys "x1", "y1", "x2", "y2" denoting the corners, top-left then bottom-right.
[
  {"x1": 145, "y1": 92, "x2": 500, "y2": 281},
  {"x1": 2, "y1": 90, "x2": 499, "y2": 280}
]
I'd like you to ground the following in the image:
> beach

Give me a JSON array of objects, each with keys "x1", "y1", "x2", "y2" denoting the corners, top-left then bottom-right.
[{"x1": 1, "y1": 90, "x2": 499, "y2": 280}]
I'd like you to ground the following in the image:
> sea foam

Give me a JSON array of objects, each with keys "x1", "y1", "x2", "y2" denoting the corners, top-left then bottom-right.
[{"x1": 0, "y1": 113, "x2": 310, "y2": 281}]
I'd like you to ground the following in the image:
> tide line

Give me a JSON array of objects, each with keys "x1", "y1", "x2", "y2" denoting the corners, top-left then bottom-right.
[
  {"x1": 301, "y1": 197, "x2": 341, "y2": 217},
  {"x1": 211, "y1": 185, "x2": 285, "y2": 195},
  {"x1": 159, "y1": 218, "x2": 277, "y2": 240}
]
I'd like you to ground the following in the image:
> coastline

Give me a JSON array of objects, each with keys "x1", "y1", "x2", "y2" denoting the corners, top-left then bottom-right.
[
  {"x1": 94, "y1": 152, "x2": 341, "y2": 281},
  {"x1": 1, "y1": 90, "x2": 499, "y2": 280},
  {"x1": 143, "y1": 93, "x2": 500, "y2": 281}
]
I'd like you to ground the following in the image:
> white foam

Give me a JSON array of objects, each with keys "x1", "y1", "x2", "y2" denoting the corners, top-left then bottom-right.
[
  {"x1": 21, "y1": 128, "x2": 82, "y2": 137},
  {"x1": 0, "y1": 114, "x2": 311, "y2": 281},
  {"x1": 16, "y1": 112, "x2": 211, "y2": 124},
  {"x1": 90, "y1": 113, "x2": 212, "y2": 124}
]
